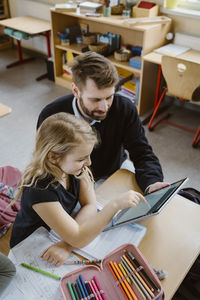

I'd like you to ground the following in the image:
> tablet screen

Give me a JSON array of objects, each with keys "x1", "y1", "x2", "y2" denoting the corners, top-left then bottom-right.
[{"x1": 113, "y1": 178, "x2": 188, "y2": 226}]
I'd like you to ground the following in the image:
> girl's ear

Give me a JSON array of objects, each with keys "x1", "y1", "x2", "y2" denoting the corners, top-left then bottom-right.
[{"x1": 48, "y1": 152, "x2": 59, "y2": 164}]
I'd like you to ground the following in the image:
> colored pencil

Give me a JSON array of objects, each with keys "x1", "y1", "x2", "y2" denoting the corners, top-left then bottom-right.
[
  {"x1": 88, "y1": 280, "x2": 98, "y2": 300},
  {"x1": 119, "y1": 262, "x2": 131, "y2": 284},
  {"x1": 72, "y1": 283, "x2": 80, "y2": 300},
  {"x1": 120, "y1": 260, "x2": 146, "y2": 300},
  {"x1": 79, "y1": 274, "x2": 89, "y2": 298},
  {"x1": 21, "y1": 263, "x2": 61, "y2": 280},
  {"x1": 85, "y1": 281, "x2": 95, "y2": 300},
  {"x1": 113, "y1": 261, "x2": 138, "y2": 300},
  {"x1": 127, "y1": 251, "x2": 159, "y2": 291},
  {"x1": 75, "y1": 282, "x2": 83, "y2": 300},
  {"x1": 107, "y1": 262, "x2": 129, "y2": 300},
  {"x1": 77, "y1": 277, "x2": 87, "y2": 299},
  {"x1": 93, "y1": 276, "x2": 107, "y2": 300},
  {"x1": 67, "y1": 281, "x2": 76, "y2": 300},
  {"x1": 121, "y1": 256, "x2": 150, "y2": 299},
  {"x1": 65, "y1": 259, "x2": 102, "y2": 265},
  {"x1": 110, "y1": 261, "x2": 133, "y2": 300},
  {"x1": 92, "y1": 279, "x2": 102, "y2": 300},
  {"x1": 123, "y1": 255, "x2": 154, "y2": 298}
]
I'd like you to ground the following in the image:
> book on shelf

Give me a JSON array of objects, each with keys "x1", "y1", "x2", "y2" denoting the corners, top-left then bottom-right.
[
  {"x1": 54, "y1": 3, "x2": 77, "y2": 12},
  {"x1": 80, "y1": 1, "x2": 102, "y2": 13},
  {"x1": 116, "y1": 66, "x2": 140, "y2": 104}
]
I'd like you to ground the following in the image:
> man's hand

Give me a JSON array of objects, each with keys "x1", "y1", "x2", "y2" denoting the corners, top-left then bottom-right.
[
  {"x1": 148, "y1": 182, "x2": 170, "y2": 194},
  {"x1": 40, "y1": 241, "x2": 73, "y2": 266}
]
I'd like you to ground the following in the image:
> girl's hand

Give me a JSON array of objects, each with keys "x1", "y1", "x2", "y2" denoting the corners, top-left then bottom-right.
[
  {"x1": 114, "y1": 190, "x2": 146, "y2": 211},
  {"x1": 40, "y1": 241, "x2": 73, "y2": 266}
]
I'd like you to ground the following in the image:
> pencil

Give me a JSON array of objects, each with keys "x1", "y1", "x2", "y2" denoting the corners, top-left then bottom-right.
[
  {"x1": 110, "y1": 261, "x2": 133, "y2": 300},
  {"x1": 107, "y1": 263, "x2": 129, "y2": 300},
  {"x1": 65, "y1": 259, "x2": 102, "y2": 265},
  {"x1": 123, "y1": 255, "x2": 154, "y2": 298},
  {"x1": 113, "y1": 261, "x2": 138, "y2": 300},
  {"x1": 118, "y1": 262, "x2": 131, "y2": 284},
  {"x1": 127, "y1": 251, "x2": 159, "y2": 291},
  {"x1": 20, "y1": 263, "x2": 61, "y2": 280},
  {"x1": 67, "y1": 281, "x2": 76, "y2": 300},
  {"x1": 121, "y1": 256, "x2": 150, "y2": 299},
  {"x1": 120, "y1": 261, "x2": 146, "y2": 300}
]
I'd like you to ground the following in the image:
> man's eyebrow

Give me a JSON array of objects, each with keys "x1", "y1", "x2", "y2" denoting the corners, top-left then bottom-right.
[{"x1": 88, "y1": 94, "x2": 114, "y2": 100}]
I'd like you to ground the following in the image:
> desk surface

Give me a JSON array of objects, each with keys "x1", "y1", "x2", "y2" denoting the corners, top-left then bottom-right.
[
  {"x1": 143, "y1": 49, "x2": 200, "y2": 65},
  {"x1": 0, "y1": 16, "x2": 51, "y2": 35},
  {"x1": 0, "y1": 103, "x2": 11, "y2": 117},
  {"x1": 95, "y1": 169, "x2": 200, "y2": 300}
]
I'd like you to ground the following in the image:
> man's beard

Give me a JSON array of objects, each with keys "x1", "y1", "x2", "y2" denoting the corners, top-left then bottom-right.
[{"x1": 79, "y1": 96, "x2": 108, "y2": 121}]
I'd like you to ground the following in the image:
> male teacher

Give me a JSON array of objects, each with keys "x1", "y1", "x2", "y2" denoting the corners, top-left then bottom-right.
[{"x1": 37, "y1": 51, "x2": 168, "y2": 193}]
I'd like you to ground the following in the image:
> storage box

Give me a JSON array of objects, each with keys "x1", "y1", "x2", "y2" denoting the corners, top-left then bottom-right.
[
  {"x1": 132, "y1": 2, "x2": 159, "y2": 18},
  {"x1": 60, "y1": 244, "x2": 164, "y2": 300}
]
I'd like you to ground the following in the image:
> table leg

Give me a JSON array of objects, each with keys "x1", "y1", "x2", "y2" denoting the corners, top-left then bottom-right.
[
  {"x1": 6, "y1": 39, "x2": 35, "y2": 69},
  {"x1": 35, "y1": 31, "x2": 51, "y2": 81}
]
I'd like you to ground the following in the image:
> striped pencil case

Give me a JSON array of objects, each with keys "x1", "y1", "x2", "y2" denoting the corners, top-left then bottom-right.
[{"x1": 60, "y1": 243, "x2": 165, "y2": 300}]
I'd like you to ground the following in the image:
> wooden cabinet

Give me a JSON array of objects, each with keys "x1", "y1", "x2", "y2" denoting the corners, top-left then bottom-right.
[
  {"x1": 0, "y1": 0, "x2": 12, "y2": 50},
  {"x1": 50, "y1": 9, "x2": 171, "y2": 115}
]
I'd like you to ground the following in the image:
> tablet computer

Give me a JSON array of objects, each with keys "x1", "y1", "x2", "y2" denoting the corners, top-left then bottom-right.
[{"x1": 105, "y1": 177, "x2": 188, "y2": 230}]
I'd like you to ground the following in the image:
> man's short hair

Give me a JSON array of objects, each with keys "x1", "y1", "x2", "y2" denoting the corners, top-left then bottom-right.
[{"x1": 69, "y1": 51, "x2": 118, "y2": 90}]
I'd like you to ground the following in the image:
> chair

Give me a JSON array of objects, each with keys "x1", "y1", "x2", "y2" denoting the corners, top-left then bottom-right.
[{"x1": 148, "y1": 55, "x2": 200, "y2": 147}]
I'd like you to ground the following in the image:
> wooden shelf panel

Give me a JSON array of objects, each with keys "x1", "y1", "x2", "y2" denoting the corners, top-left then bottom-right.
[{"x1": 55, "y1": 44, "x2": 141, "y2": 75}]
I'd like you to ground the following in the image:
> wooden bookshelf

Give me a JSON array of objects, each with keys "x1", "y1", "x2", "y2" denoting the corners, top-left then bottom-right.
[
  {"x1": 50, "y1": 9, "x2": 171, "y2": 115},
  {"x1": 0, "y1": 0, "x2": 12, "y2": 50}
]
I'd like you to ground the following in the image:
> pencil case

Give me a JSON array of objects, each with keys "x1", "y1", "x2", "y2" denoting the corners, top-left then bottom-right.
[{"x1": 60, "y1": 243, "x2": 165, "y2": 300}]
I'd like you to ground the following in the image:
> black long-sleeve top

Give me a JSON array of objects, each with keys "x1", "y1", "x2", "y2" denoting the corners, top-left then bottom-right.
[{"x1": 37, "y1": 94, "x2": 163, "y2": 192}]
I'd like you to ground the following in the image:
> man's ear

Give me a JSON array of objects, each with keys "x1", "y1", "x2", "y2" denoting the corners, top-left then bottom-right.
[
  {"x1": 48, "y1": 152, "x2": 59, "y2": 164},
  {"x1": 72, "y1": 82, "x2": 80, "y2": 99}
]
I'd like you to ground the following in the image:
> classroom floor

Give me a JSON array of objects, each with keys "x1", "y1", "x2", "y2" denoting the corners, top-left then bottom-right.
[{"x1": 0, "y1": 48, "x2": 200, "y2": 299}]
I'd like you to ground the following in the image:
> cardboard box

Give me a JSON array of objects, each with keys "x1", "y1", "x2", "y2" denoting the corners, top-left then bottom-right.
[{"x1": 132, "y1": 2, "x2": 159, "y2": 18}]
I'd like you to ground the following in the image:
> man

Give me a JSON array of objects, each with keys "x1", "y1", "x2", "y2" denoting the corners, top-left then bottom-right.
[{"x1": 37, "y1": 51, "x2": 168, "y2": 193}]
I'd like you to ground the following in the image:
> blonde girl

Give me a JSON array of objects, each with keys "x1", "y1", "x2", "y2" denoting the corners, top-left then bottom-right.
[{"x1": 10, "y1": 112, "x2": 145, "y2": 266}]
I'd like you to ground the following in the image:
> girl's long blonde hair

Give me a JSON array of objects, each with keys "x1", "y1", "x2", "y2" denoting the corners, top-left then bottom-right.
[{"x1": 16, "y1": 112, "x2": 98, "y2": 200}]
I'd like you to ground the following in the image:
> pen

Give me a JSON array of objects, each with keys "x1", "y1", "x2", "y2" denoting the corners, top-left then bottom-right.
[{"x1": 20, "y1": 263, "x2": 61, "y2": 280}]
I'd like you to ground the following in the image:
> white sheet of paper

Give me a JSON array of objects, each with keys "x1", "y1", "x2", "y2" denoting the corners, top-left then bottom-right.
[
  {"x1": 4, "y1": 224, "x2": 146, "y2": 299},
  {"x1": 4, "y1": 228, "x2": 80, "y2": 300},
  {"x1": 50, "y1": 223, "x2": 146, "y2": 260},
  {"x1": 154, "y1": 43, "x2": 191, "y2": 56}
]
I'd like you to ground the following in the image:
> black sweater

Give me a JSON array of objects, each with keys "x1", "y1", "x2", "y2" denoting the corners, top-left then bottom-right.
[{"x1": 37, "y1": 94, "x2": 163, "y2": 192}]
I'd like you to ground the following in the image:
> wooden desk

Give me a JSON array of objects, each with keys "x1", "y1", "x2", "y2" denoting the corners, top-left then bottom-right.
[
  {"x1": 0, "y1": 16, "x2": 51, "y2": 80},
  {"x1": 95, "y1": 169, "x2": 200, "y2": 300},
  {"x1": 139, "y1": 49, "x2": 200, "y2": 116}
]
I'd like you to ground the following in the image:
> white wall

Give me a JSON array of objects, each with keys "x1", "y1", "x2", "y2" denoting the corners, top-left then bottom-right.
[{"x1": 8, "y1": 0, "x2": 53, "y2": 54}]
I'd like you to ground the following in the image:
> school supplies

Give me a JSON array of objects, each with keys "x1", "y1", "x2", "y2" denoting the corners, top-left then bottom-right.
[
  {"x1": 60, "y1": 243, "x2": 164, "y2": 299},
  {"x1": 21, "y1": 263, "x2": 61, "y2": 280},
  {"x1": 65, "y1": 259, "x2": 102, "y2": 265}
]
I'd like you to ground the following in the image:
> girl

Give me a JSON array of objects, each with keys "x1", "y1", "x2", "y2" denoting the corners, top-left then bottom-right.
[{"x1": 10, "y1": 112, "x2": 145, "y2": 266}]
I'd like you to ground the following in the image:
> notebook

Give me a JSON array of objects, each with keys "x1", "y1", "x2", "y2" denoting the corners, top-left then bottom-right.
[{"x1": 105, "y1": 177, "x2": 188, "y2": 230}]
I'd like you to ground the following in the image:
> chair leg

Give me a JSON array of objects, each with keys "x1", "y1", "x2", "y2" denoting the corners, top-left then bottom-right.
[
  {"x1": 192, "y1": 127, "x2": 200, "y2": 147},
  {"x1": 148, "y1": 88, "x2": 167, "y2": 130}
]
